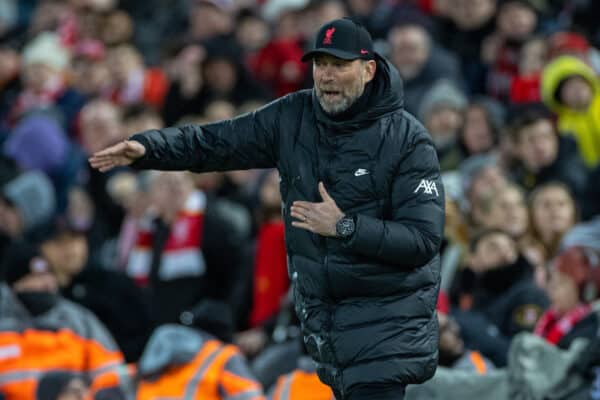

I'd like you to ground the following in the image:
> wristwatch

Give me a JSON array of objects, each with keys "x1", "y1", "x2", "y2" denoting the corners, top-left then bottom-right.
[{"x1": 335, "y1": 215, "x2": 356, "y2": 239}]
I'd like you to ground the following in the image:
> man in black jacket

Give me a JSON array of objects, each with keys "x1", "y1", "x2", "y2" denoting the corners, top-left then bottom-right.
[{"x1": 90, "y1": 18, "x2": 445, "y2": 400}]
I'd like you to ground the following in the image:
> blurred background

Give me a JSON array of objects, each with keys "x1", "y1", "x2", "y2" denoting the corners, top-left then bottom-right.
[{"x1": 1, "y1": 0, "x2": 600, "y2": 399}]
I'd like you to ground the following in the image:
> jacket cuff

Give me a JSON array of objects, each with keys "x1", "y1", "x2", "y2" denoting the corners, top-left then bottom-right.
[
  {"x1": 128, "y1": 134, "x2": 152, "y2": 169},
  {"x1": 342, "y1": 214, "x2": 383, "y2": 256}
]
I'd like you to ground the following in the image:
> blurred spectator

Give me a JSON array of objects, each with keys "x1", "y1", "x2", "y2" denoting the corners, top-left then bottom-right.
[
  {"x1": 236, "y1": 170, "x2": 289, "y2": 358},
  {"x1": 436, "y1": 0, "x2": 497, "y2": 94},
  {"x1": 105, "y1": 171, "x2": 150, "y2": 268},
  {"x1": 9, "y1": 32, "x2": 85, "y2": 130},
  {"x1": 40, "y1": 219, "x2": 152, "y2": 362},
  {"x1": 535, "y1": 246, "x2": 600, "y2": 348},
  {"x1": 507, "y1": 105, "x2": 588, "y2": 200},
  {"x1": 107, "y1": 44, "x2": 168, "y2": 110},
  {"x1": 122, "y1": 104, "x2": 164, "y2": 137},
  {"x1": 99, "y1": 9, "x2": 133, "y2": 46},
  {"x1": 161, "y1": 44, "x2": 206, "y2": 125},
  {"x1": 200, "y1": 38, "x2": 271, "y2": 111},
  {"x1": 483, "y1": 0, "x2": 539, "y2": 101},
  {"x1": 442, "y1": 98, "x2": 504, "y2": 169},
  {"x1": 249, "y1": 20, "x2": 308, "y2": 97},
  {"x1": 387, "y1": 17, "x2": 462, "y2": 116},
  {"x1": 418, "y1": 79, "x2": 468, "y2": 170},
  {"x1": 452, "y1": 229, "x2": 548, "y2": 366},
  {"x1": 547, "y1": 31, "x2": 600, "y2": 74},
  {"x1": 438, "y1": 312, "x2": 495, "y2": 373},
  {"x1": 203, "y1": 100, "x2": 236, "y2": 122},
  {"x1": 0, "y1": 241, "x2": 128, "y2": 399},
  {"x1": 0, "y1": 45, "x2": 21, "y2": 122},
  {"x1": 509, "y1": 36, "x2": 547, "y2": 104},
  {"x1": 460, "y1": 154, "x2": 508, "y2": 217},
  {"x1": 268, "y1": 354, "x2": 333, "y2": 400},
  {"x1": 529, "y1": 181, "x2": 578, "y2": 258},
  {"x1": 126, "y1": 171, "x2": 246, "y2": 326},
  {"x1": 0, "y1": 171, "x2": 56, "y2": 256},
  {"x1": 70, "y1": 47, "x2": 112, "y2": 101},
  {"x1": 236, "y1": 10, "x2": 271, "y2": 57},
  {"x1": 135, "y1": 301, "x2": 264, "y2": 399},
  {"x1": 36, "y1": 372, "x2": 90, "y2": 400},
  {"x1": 78, "y1": 100, "x2": 127, "y2": 237},
  {"x1": 3, "y1": 113, "x2": 69, "y2": 176},
  {"x1": 541, "y1": 55, "x2": 600, "y2": 168},
  {"x1": 187, "y1": 0, "x2": 235, "y2": 42},
  {"x1": 583, "y1": 164, "x2": 600, "y2": 220}
]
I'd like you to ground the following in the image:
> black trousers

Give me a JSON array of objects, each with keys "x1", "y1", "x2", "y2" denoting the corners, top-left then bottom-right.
[{"x1": 334, "y1": 384, "x2": 406, "y2": 400}]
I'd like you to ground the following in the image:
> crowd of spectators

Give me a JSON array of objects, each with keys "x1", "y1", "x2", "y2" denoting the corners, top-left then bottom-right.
[{"x1": 1, "y1": 0, "x2": 600, "y2": 399}]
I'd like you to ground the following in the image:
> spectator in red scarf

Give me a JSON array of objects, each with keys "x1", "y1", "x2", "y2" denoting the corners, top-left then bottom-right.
[{"x1": 535, "y1": 246, "x2": 600, "y2": 349}]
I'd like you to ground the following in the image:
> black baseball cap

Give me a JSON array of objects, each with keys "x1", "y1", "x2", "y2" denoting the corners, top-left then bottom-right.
[{"x1": 301, "y1": 18, "x2": 374, "y2": 62}]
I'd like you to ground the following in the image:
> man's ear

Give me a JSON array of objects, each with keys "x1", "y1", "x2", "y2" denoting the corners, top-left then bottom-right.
[{"x1": 364, "y1": 60, "x2": 376, "y2": 83}]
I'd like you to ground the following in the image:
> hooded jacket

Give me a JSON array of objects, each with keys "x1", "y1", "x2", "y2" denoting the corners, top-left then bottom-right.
[
  {"x1": 541, "y1": 56, "x2": 600, "y2": 167},
  {"x1": 130, "y1": 54, "x2": 445, "y2": 397}
]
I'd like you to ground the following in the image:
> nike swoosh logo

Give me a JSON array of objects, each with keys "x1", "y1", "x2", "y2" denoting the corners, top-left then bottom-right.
[
  {"x1": 354, "y1": 169, "x2": 369, "y2": 177},
  {"x1": 360, "y1": 49, "x2": 368, "y2": 55}
]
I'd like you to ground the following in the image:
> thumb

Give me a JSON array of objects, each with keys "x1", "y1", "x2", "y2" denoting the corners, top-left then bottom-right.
[{"x1": 318, "y1": 182, "x2": 333, "y2": 202}]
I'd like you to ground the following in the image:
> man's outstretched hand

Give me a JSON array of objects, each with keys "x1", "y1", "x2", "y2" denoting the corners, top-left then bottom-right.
[{"x1": 88, "y1": 140, "x2": 146, "y2": 172}]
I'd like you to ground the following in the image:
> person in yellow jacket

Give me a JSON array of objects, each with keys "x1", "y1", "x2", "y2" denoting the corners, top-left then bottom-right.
[
  {"x1": 541, "y1": 55, "x2": 600, "y2": 168},
  {"x1": 0, "y1": 242, "x2": 129, "y2": 400},
  {"x1": 134, "y1": 300, "x2": 265, "y2": 400}
]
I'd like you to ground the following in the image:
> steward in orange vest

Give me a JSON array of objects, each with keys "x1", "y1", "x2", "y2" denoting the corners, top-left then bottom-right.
[
  {"x1": 269, "y1": 356, "x2": 333, "y2": 400},
  {"x1": 134, "y1": 300, "x2": 265, "y2": 400},
  {"x1": 0, "y1": 242, "x2": 129, "y2": 400}
]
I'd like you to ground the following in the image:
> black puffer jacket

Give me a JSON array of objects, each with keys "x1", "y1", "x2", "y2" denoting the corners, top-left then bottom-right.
[{"x1": 131, "y1": 54, "x2": 445, "y2": 397}]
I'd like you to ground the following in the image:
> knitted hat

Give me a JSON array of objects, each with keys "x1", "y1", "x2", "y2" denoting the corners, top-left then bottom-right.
[
  {"x1": 1, "y1": 241, "x2": 49, "y2": 285},
  {"x1": 180, "y1": 299, "x2": 234, "y2": 343},
  {"x1": 2, "y1": 171, "x2": 56, "y2": 232},
  {"x1": 22, "y1": 32, "x2": 70, "y2": 71},
  {"x1": 418, "y1": 79, "x2": 468, "y2": 122}
]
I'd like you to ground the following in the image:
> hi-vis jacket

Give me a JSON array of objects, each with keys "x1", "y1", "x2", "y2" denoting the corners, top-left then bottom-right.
[
  {"x1": 269, "y1": 357, "x2": 333, "y2": 400},
  {"x1": 135, "y1": 325, "x2": 264, "y2": 400},
  {"x1": 0, "y1": 284, "x2": 127, "y2": 400}
]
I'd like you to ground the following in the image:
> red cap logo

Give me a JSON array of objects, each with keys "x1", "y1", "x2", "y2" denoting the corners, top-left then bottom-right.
[
  {"x1": 360, "y1": 49, "x2": 368, "y2": 55},
  {"x1": 323, "y1": 27, "x2": 335, "y2": 45}
]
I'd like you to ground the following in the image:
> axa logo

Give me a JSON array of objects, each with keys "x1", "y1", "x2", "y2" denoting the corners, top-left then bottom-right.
[
  {"x1": 323, "y1": 27, "x2": 335, "y2": 44},
  {"x1": 414, "y1": 179, "x2": 439, "y2": 197}
]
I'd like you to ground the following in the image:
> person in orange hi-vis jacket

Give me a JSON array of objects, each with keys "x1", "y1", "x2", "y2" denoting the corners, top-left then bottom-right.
[
  {"x1": 0, "y1": 242, "x2": 130, "y2": 400},
  {"x1": 269, "y1": 356, "x2": 334, "y2": 400},
  {"x1": 134, "y1": 300, "x2": 265, "y2": 400}
]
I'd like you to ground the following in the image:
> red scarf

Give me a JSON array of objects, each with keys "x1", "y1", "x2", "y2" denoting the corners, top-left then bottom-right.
[
  {"x1": 249, "y1": 222, "x2": 289, "y2": 328},
  {"x1": 534, "y1": 303, "x2": 591, "y2": 345},
  {"x1": 127, "y1": 191, "x2": 206, "y2": 287}
]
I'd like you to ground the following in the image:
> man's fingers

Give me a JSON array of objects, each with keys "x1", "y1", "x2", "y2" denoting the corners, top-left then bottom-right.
[
  {"x1": 291, "y1": 221, "x2": 313, "y2": 232},
  {"x1": 318, "y1": 182, "x2": 333, "y2": 202},
  {"x1": 290, "y1": 209, "x2": 308, "y2": 221},
  {"x1": 92, "y1": 142, "x2": 126, "y2": 158},
  {"x1": 292, "y1": 201, "x2": 315, "y2": 211}
]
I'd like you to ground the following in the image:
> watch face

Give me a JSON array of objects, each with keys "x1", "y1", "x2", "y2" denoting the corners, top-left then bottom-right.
[{"x1": 337, "y1": 216, "x2": 355, "y2": 237}]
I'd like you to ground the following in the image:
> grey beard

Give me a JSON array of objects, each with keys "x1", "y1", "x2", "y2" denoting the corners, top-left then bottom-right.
[
  {"x1": 316, "y1": 78, "x2": 365, "y2": 116},
  {"x1": 318, "y1": 94, "x2": 354, "y2": 115}
]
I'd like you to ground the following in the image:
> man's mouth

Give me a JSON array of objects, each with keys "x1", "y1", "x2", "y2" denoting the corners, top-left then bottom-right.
[{"x1": 322, "y1": 90, "x2": 341, "y2": 99}]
